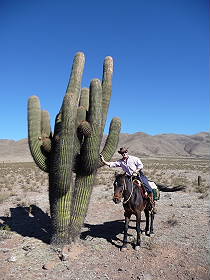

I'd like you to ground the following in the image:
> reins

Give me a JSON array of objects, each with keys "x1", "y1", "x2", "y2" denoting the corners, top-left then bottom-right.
[{"x1": 123, "y1": 176, "x2": 134, "y2": 204}]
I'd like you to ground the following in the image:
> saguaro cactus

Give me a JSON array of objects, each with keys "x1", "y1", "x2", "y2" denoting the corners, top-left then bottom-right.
[{"x1": 28, "y1": 52, "x2": 121, "y2": 245}]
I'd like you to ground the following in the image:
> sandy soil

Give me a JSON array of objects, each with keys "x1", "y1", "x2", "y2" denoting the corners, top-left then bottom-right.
[{"x1": 0, "y1": 181, "x2": 209, "y2": 280}]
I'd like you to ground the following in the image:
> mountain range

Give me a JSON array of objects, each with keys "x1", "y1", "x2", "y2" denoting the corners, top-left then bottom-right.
[{"x1": 0, "y1": 132, "x2": 209, "y2": 162}]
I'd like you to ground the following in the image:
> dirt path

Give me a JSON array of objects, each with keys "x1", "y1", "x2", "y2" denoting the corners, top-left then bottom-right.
[{"x1": 0, "y1": 183, "x2": 209, "y2": 280}]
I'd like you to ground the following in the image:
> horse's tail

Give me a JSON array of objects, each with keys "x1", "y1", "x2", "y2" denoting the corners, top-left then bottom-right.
[{"x1": 156, "y1": 183, "x2": 186, "y2": 192}]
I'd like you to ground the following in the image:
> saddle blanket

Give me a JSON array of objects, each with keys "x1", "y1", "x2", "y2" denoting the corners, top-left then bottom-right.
[
  {"x1": 148, "y1": 181, "x2": 160, "y2": 201},
  {"x1": 148, "y1": 181, "x2": 158, "y2": 189}
]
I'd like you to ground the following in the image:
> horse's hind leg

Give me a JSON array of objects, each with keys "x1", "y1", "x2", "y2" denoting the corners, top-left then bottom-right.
[
  {"x1": 149, "y1": 211, "x2": 155, "y2": 235},
  {"x1": 121, "y1": 213, "x2": 131, "y2": 251},
  {"x1": 144, "y1": 209, "x2": 150, "y2": 236}
]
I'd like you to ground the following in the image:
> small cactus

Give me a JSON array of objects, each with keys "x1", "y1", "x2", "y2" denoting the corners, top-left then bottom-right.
[{"x1": 27, "y1": 52, "x2": 121, "y2": 245}]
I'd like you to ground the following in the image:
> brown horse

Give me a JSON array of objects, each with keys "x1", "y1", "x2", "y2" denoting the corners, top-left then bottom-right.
[{"x1": 113, "y1": 173, "x2": 154, "y2": 251}]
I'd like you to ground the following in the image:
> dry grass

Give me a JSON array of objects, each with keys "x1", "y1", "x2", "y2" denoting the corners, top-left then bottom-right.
[
  {"x1": 167, "y1": 214, "x2": 179, "y2": 226},
  {"x1": 0, "y1": 157, "x2": 209, "y2": 205},
  {"x1": 0, "y1": 162, "x2": 48, "y2": 205},
  {"x1": 142, "y1": 157, "x2": 210, "y2": 194},
  {"x1": 0, "y1": 224, "x2": 12, "y2": 240},
  {"x1": 0, "y1": 192, "x2": 11, "y2": 204}
]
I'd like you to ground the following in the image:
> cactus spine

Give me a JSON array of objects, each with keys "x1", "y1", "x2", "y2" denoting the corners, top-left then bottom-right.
[{"x1": 27, "y1": 52, "x2": 121, "y2": 245}]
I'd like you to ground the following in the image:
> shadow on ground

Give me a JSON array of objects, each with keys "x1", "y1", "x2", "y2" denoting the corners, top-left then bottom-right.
[
  {"x1": 81, "y1": 220, "x2": 124, "y2": 248},
  {"x1": 81, "y1": 220, "x2": 139, "y2": 248},
  {"x1": 0, "y1": 205, "x2": 51, "y2": 243},
  {"x1": 0, "y1": 207, "x2": 146, "y2": 247}
]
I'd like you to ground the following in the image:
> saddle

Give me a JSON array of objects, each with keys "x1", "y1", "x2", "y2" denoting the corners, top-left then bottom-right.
[
  {"x1": 130, "y1": 177, "x2": 156, "y2": 212},
  {"x1": 132, "y1": 179, "x2": 148, "y2": 199}
]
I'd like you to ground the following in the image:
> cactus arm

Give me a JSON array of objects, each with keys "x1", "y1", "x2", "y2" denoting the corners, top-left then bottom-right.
[
  {"x1": 87, "y1": 79, "x2": 102, "y2": 126},
  {"x1": 101, "y1": 56, "x2": 113, "y2": 132},
  {"x1": 58, "y1": 52, "x2": 85, "y2": 114},
  {"x1": 77, "y1": 107, "x2": 87, "y2": 124},
  {"x1": 41, "y1": 110, "x2": 52, "y2": 153},
  {"x1": 98, "y1": 117, "x2": 121, "y2": 167},
  {"x1": 28, "y1": 96, "x2": 49, "y2": 172},
  {"x1": 41, "y1": 110, "x2": 51, "y2": 136},
  {"x1": 75, "y1": 88, "x2": 90, "y2": 148},
  {"x1": 66, "y1": 52, "x2": 85, "y2": 98},
  {"x1": 80, "y1": 79, "x2": 102, "y2": 174},
  {"x1": 79, "y1": 88, "x2": 89, "y2": 110}
]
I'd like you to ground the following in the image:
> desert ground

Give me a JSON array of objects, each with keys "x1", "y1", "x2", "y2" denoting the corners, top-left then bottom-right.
[{"x1": 0, "y1": 157, "x2": 209, "y2": 280}]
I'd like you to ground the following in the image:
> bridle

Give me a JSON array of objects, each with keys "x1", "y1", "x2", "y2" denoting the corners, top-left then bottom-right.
[
  {"x1": 114, "y1": 175, "x2": 134, "y2": 204},
  {"x1": 123, "y1": 176, "x2": 134, "y2": 204}
]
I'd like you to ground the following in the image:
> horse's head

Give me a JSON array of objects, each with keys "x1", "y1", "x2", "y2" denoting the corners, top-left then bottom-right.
[{"x1": 113, "y1": 173, "x2": 125, "y2": 204}]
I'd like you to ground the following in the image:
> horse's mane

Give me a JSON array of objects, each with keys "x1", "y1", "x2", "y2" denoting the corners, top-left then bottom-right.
[{"x1": 114, "y1": 171, "x2": 126, "y2": 178}]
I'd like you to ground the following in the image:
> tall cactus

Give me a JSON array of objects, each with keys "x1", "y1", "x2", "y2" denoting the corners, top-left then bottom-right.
[{"x1": 27, "y1": 52, "x2": 121, "y2": 245}]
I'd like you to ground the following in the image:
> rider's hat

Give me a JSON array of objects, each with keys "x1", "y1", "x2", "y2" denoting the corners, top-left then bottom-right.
[{"x1": 118, "y1": 147, "x2": 128, "y2": 155}]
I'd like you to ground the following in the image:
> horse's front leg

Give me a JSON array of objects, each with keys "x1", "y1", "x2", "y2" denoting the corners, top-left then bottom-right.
[
  {"x1": 121, "y1": 212, "x2": 131, "y2": 251},
  {"x1": 135, "y1": 212, "x2": 141, "y2": 250}
]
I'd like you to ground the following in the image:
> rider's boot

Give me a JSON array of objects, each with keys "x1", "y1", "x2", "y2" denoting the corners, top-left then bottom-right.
[
  {"x1": 148, "y1": 192, "x2": 157, "y2": 213},
  {"x1": 148, "y1": 191, "x2": 154, "y2": 202},
  {"x1": 153, "y1": 201, "x2": 157, "y2": 214}
]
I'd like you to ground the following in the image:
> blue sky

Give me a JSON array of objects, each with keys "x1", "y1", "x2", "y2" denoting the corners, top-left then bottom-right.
[{"x1": 0, "y1": 0, "x2": 209, "y2": 140}]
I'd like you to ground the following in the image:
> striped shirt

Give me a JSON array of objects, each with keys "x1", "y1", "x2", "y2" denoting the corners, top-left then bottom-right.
[{"x1": 109, "y1": 155, "x2": 143, "y2": 176}]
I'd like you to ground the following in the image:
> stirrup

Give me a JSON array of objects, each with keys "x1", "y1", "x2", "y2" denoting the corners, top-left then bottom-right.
[
  {"x1": 153, "y1": 207, "x2": 157, "y2": 214},
  {"x1": 150, "y1": 201, "x2": 157, "y2": 213}
]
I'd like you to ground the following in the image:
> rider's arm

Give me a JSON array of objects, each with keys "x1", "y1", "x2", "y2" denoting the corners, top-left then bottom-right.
[
  {"x1": 135, "y1": 167, "x2": 142, "y2": 173},
  {"x1": 100, "y1": 154, "x2": 121, "y2": 168},
  {"x1": 132, "y1": 157, "x2": 144, "y2": 175},
  {"x1": 100, "y1": 154, "x2": 111, "y2": 167},
  {"x1": 136, "y1": 158, "x2": 144, "y2": 171}
]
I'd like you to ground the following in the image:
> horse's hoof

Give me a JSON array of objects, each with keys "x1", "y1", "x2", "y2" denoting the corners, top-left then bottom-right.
[
  {"x1": 135, "y1": 245, "x2": 140, "y2": 251},
  {"x1": 120, "y1": 246, "x2": 127, "y2": 252},
  {"x1": 146, "y1": 231, "x2": 150, "y2": 236},
  {"x1": 150, "y1": 232, "x2": 155, "y2": 236}
]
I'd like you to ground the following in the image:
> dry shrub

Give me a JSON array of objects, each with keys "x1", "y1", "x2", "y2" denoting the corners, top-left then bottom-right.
[
  {"x1": 0, "y1": 225, "x2": 12, "y2": 240},
  {"x1": 167, "y1": 214, "x2": 178, "y2": 226},
  {"x1": 0, "y1": 192, "x2": 11, "y2": 204}
]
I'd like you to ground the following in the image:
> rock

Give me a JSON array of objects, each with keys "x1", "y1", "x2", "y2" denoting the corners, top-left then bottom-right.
[
  {"x1": 62, "y1": 245, "x2": 70, "y2": 255},
  {"x1": 59, "y1": 245, "x2": 70, "y2": 261},
  {"x1": 144, "y1": 273, "x2": 153, "y2": 280},
  {"x1": 22, "y1": 245, "x2": 34, "y2": 251},
  {"x1": 59, "y1": 253, "x2": 69, "y2": 261},
  {"x1": 2, "y1": 248, "x2": 9, "y2": 253},
  {"x1": 42, "y1": 260, "x2": 59, "y2": 270},
  {"x1": 7, "y1": 256, "x2": 16, "y2": 262}
]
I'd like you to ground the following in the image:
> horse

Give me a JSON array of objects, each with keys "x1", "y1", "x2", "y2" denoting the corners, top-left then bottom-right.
[{"x1": 113, "y1": 173, "x2": 155, "y2": 251}]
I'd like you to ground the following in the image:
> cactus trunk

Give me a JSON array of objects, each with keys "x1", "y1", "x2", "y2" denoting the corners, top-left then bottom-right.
[{"x1": 69, "y1": 174, "x2": 95, "y2": 240}]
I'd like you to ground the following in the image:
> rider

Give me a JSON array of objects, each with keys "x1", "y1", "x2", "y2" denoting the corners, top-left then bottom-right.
[{"x1": 100, "y1": 147, "x2": 154, "y2": 203}]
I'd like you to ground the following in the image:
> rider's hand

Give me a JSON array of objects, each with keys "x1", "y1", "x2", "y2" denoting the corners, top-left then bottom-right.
[
  {"x1": 99, "y1": 154, "x2": 104, "y2": 161},
  {"x1": 132, "y1": 171, "x2": 138, "y2": 177}
]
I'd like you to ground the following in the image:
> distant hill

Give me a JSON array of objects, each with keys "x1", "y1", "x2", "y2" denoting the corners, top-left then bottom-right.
[
  {"x1": 0, "y1": 132, "x2": 209, "y2": 162},
  {"x1": 114, "y1": 131, "x2": 210, "y2": 158},
  {"x1": 0, "y1": 139, "x2": 31, "y2": 162}
]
